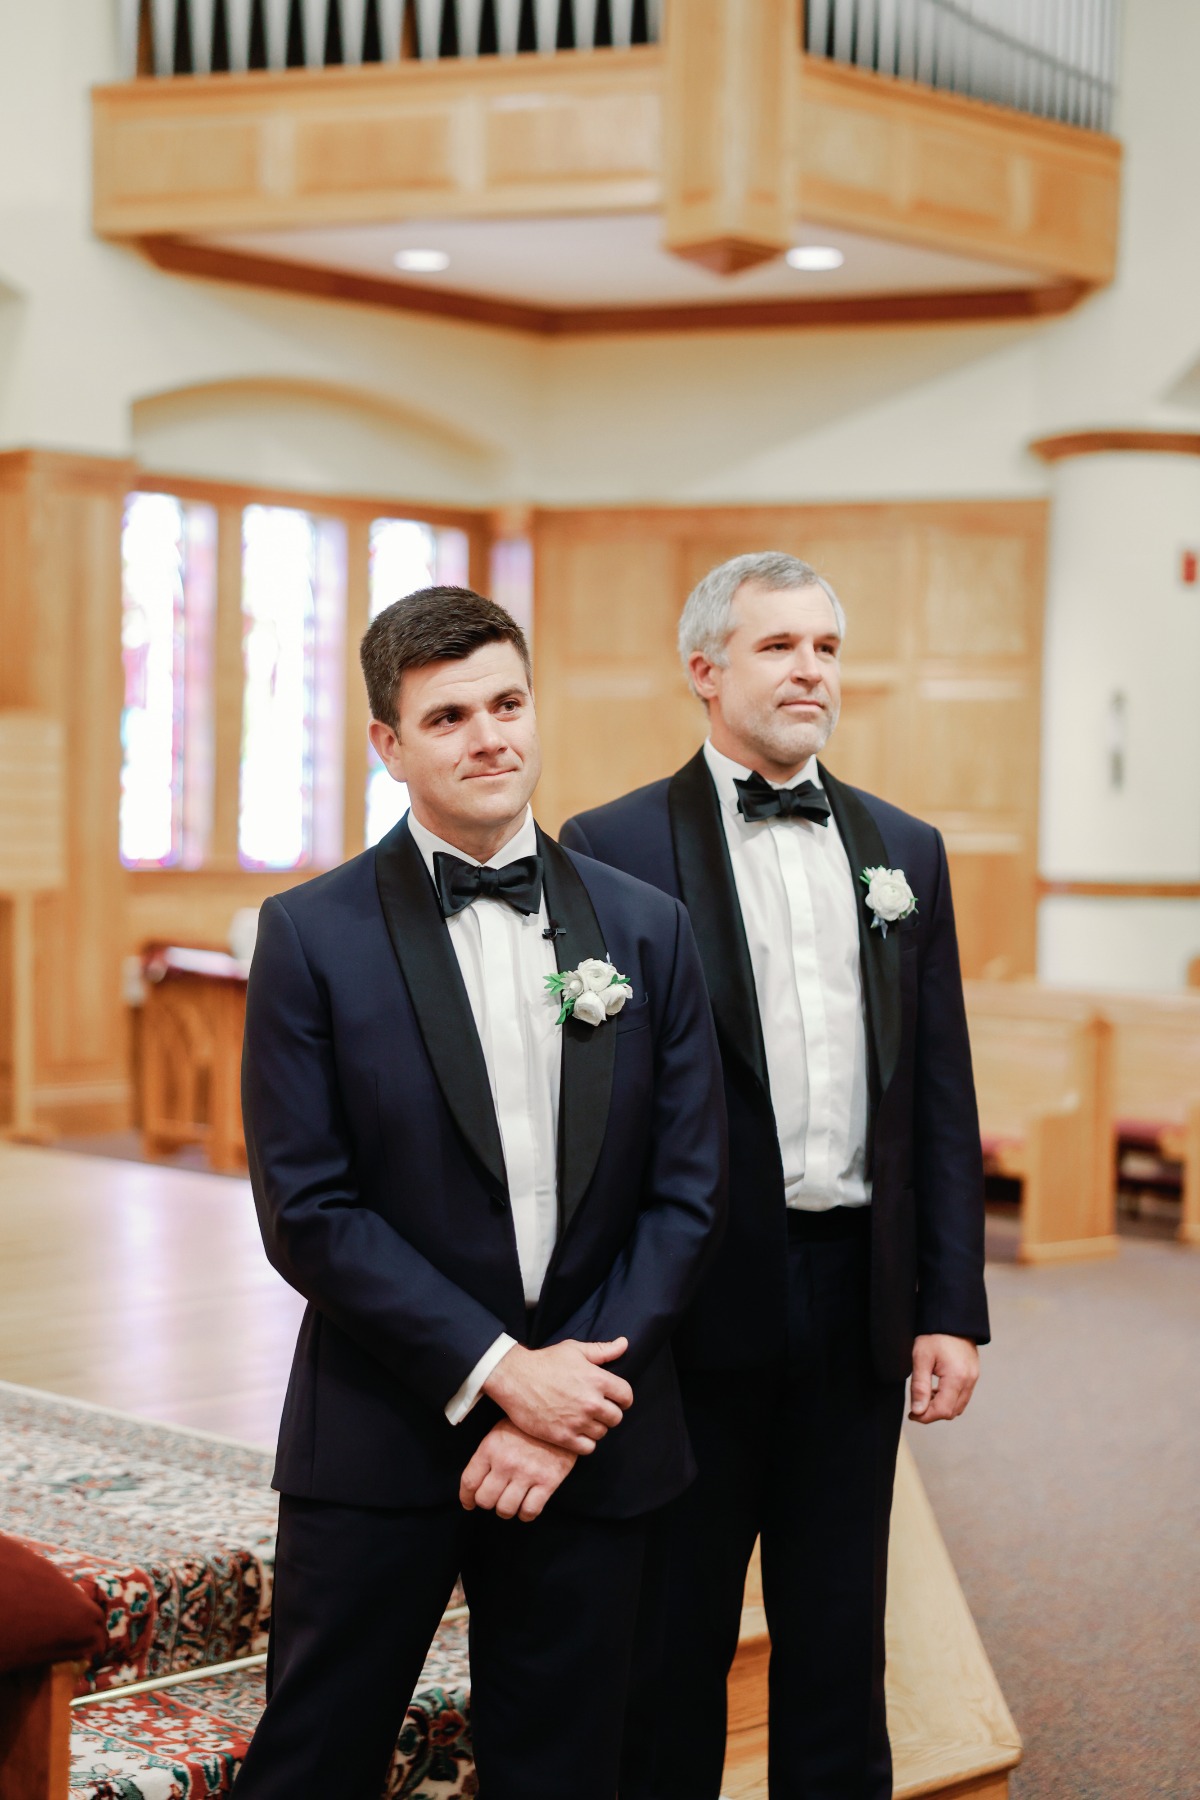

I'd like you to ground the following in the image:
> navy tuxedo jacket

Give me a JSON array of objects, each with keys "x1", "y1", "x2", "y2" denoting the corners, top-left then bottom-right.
[
  {"x1": 560, "y1": 752, "x2": 989, "y2": 1382},
  {"x1": 242, "y1": 819, "x2": 727, "y2": 1519}
]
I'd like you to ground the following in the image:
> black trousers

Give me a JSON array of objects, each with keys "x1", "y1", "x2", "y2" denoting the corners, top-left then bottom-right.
[
  {"x1": 232, "y1": 1491, "x2": 647, "y2": 1800},
  {"x1": 621, "y1": 1208, "x2": 906, "y2": 1800}
]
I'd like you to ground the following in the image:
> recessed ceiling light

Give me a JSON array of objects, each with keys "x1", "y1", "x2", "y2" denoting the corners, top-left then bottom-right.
[
  {"x1": 393, "y1": 249, "x2": 450, "y2": 273},
  {"x1": 786, "y1": 245, "x2": 845, "y2": 272}
]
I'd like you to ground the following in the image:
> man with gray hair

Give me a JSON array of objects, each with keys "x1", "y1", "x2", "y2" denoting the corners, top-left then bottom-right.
[{"x1": 560, "y1": 552, "x2": 988, "y2": 1798}]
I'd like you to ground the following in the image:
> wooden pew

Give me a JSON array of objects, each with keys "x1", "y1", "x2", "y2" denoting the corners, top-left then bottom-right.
[
  {"x1": 0, "y1": 1663, "x2": 78, "y2": 1800},
  {"x1": 140, "y1": 945, "x2": 248, "y2": 1175},
  {"x1": 723, "y1": 1442, "x2": 1022, "y2": 1799},
  {"x1": 963, "y1": 983, "x2": 1117, "y2": 1264},
  {"x1": 1092, "y1": 991, "x2": 1200, "y2": 1248}
]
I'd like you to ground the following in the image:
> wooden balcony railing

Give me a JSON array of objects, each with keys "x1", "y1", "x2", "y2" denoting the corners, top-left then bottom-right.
[
  {"x1": 122, "y1": 0, "x2": 1116, "y2": 136},
  {"x1": 97, "y1": 0, "x2": 1123, "y2": 328}
]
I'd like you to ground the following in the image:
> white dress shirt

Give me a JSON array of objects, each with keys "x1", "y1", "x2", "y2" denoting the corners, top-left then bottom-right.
[
  {"x1": 703, "y1": 741, "x2": 871, "y2": 1211},
  {"x1": 407, "y1": 807, "x2": 561, "y2": 1421}
]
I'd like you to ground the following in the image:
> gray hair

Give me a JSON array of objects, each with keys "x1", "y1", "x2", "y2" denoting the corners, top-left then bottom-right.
[{"x1": 678, "y1": 551, "x2": 846, "y2": 695}]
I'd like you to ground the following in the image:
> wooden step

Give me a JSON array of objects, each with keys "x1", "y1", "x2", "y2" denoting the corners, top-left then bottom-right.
[{"x1": 722, "y1": 1442, "x2": 1021, "y2": 1800}]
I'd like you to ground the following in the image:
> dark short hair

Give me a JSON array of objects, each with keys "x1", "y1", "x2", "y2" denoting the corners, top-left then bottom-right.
[{"x1": 360, "y1": 586, "x2": 531, "y2": 730}]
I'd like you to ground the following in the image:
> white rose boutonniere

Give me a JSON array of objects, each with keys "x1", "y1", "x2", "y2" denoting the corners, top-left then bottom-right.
[
  {"x1": 860, "y1": 866, "x2": 917, "y2": 937},
  {"x1": 546, "y1": 957, "x2": 634, "y2": 1028}
]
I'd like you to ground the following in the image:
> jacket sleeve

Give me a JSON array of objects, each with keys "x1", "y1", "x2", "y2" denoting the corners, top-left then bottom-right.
[
  {"x1": 913, "y1": 831, "x2": 991, "y2": 1344},
  {"x1": 242, "y1": 896, "x2": 509, "y2": 1412},
  {"x1": 547, "y1": 898, "x2": 729, "y2": 1377}
]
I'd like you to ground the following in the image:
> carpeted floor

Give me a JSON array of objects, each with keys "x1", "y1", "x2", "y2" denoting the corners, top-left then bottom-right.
[
  {"x1": 908, "y1": 1224, "x2": 1200, "y2": 1800},
  {"x1": 0, "y1": 1378, "x2": 277, "y2": 1688}
]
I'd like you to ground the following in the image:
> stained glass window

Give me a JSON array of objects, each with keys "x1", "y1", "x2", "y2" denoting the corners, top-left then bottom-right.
[
  {"x1": 238, "y1": 506, "x2": 346, "y2": 871},
  {"x1": 364, "y1": 518, "x2": 471, "y2": 847},
  {"x1": 119, "y1": 491, "x2": 216, "y2": 869}
]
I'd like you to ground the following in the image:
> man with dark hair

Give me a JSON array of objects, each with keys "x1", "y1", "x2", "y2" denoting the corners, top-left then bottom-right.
[
  {"x1": 561, "y1": 553, "x2": 988, "y2": 1800},
  {"x1": 232, "y1": 586, "x2": 726, "y2": 1800}
]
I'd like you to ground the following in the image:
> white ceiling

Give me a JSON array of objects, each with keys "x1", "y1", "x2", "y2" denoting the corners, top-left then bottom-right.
[{"x1": 212, "y1": 212, "x2": 1042, "y2": 311}]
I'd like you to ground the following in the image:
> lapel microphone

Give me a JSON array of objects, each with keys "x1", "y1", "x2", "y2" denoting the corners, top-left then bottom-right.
[{"x1": 542, "y1": 920, "x2": 566, "y2": 941}]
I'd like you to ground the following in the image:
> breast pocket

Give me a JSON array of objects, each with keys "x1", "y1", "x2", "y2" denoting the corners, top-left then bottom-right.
[{"x1": 613, "y1": 996, "x2": 651, "y2": 1036}]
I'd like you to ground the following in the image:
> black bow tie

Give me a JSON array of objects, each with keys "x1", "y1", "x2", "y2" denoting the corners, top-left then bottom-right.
[
  {"x1": 734, "y1": 771, "x2": 831, "y2": 827},
  {"x1": 433, "y1": 851, "x2": 544, "y2": 919}
]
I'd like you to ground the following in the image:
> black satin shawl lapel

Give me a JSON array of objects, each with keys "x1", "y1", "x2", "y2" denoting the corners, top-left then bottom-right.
[
  {"x1": 539, "y1": 830, "x2": 617, "y2": 1237},
  {"x1": 819, "y1": 766, "x2": 902, "y2": 1104},
  {"x1": 667, "y1": 750, "x2": 770, "y2": 1096},
  {"x1": 374, "y1": 818, "x2": 508, "y2": 1197}
]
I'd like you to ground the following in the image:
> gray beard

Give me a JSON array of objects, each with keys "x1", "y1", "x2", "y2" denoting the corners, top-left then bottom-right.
[{"x1": 748, "y1": 700, "x2": 839, "y2": 771}]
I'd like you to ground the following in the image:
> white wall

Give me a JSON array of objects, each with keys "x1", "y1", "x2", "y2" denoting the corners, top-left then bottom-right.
[{"x1": 1040, "y1": 898, "x2": 1200, "y2": 992}]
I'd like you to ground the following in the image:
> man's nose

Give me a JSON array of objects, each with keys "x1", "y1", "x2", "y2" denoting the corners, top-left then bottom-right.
[
  {"x1": 789, "y1": 645, "x2": 822, "y2": 682},
  {"x1": 467, "y1": 713, "x2": 506, "y2": 754}
]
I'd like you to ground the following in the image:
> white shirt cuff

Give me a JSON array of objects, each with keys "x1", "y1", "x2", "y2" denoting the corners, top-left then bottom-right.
[{"x1": 444, "y1": 1333, "x2": 517, "y2": 1426}]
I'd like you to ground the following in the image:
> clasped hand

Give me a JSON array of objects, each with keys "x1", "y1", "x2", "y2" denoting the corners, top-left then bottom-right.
[{"x1": 461, "y1": 1337, "x2": 633, "y2": 1522}]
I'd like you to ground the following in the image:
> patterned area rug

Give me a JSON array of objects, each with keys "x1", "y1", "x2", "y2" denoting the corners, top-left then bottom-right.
[
  {"x1": 0, "y1": 1380, "x2": 477, "y2": 1797},
  {"x1": 0, "y1": 1380, "x2": 276, "y2": 1690},
  {"x1": 68, "y1": 1618, "x2": 473, "y2": 1800}
]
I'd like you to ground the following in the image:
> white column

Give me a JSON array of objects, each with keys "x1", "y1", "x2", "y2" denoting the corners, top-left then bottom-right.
[{"x1": 1037, "y1": 440, "x2": 1200, "y2": 989}]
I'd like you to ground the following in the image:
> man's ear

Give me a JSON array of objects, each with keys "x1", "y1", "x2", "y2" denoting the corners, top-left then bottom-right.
[
  {"x1": 688, "y1": 652, "x2": 720, "y2": 702},
  {"x1": 368, "y1": 717, "x2": 405, "y2": 781}
]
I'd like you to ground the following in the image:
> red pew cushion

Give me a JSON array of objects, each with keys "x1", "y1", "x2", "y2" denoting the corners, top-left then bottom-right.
[{"x1": 0, "y1": 1531, "x2": 108, "y2": 1674}]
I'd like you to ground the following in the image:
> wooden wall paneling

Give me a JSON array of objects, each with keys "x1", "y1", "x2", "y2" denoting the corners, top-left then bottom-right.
[
  {"x1": 532, "y1": 500, "x2": 1046, "y2": 979},
  {"x1": 0, "y1": 718, "x2": 66, "y2": 1140},
  {"x1": 945, "y1": 852, "x2": 1038, "y2": 983},
  {"x1": 0, "y1": 471, "x2": 32, "y2": 1117},
  {"x1": 911, "y1": 504, "x2": 1046, "y2": 977},
  {"x1": 0, "y1": 453, "x2": 136, "y2": 1134},
  {"x1": 825, "y1": 678, "x2": 902, "y2": 802},
  {"x1": 792, "y1": 522, "x2": 920, "y2": 809},
  {"x1": 341, "y1": 516, "x2": 371, "y2": 863},
  {"x1": 124, "y1": 868, "x2": 315, "y2": 955},
  {"x1": 532, "y1": 515, "x2": 702, "y2": 832},
  {"x1": 37, "y1": 470, "x2": 130, "y2": 1129},
  {"x1": 467, "y1": 517, "x2": 494, "y2": 601}
]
